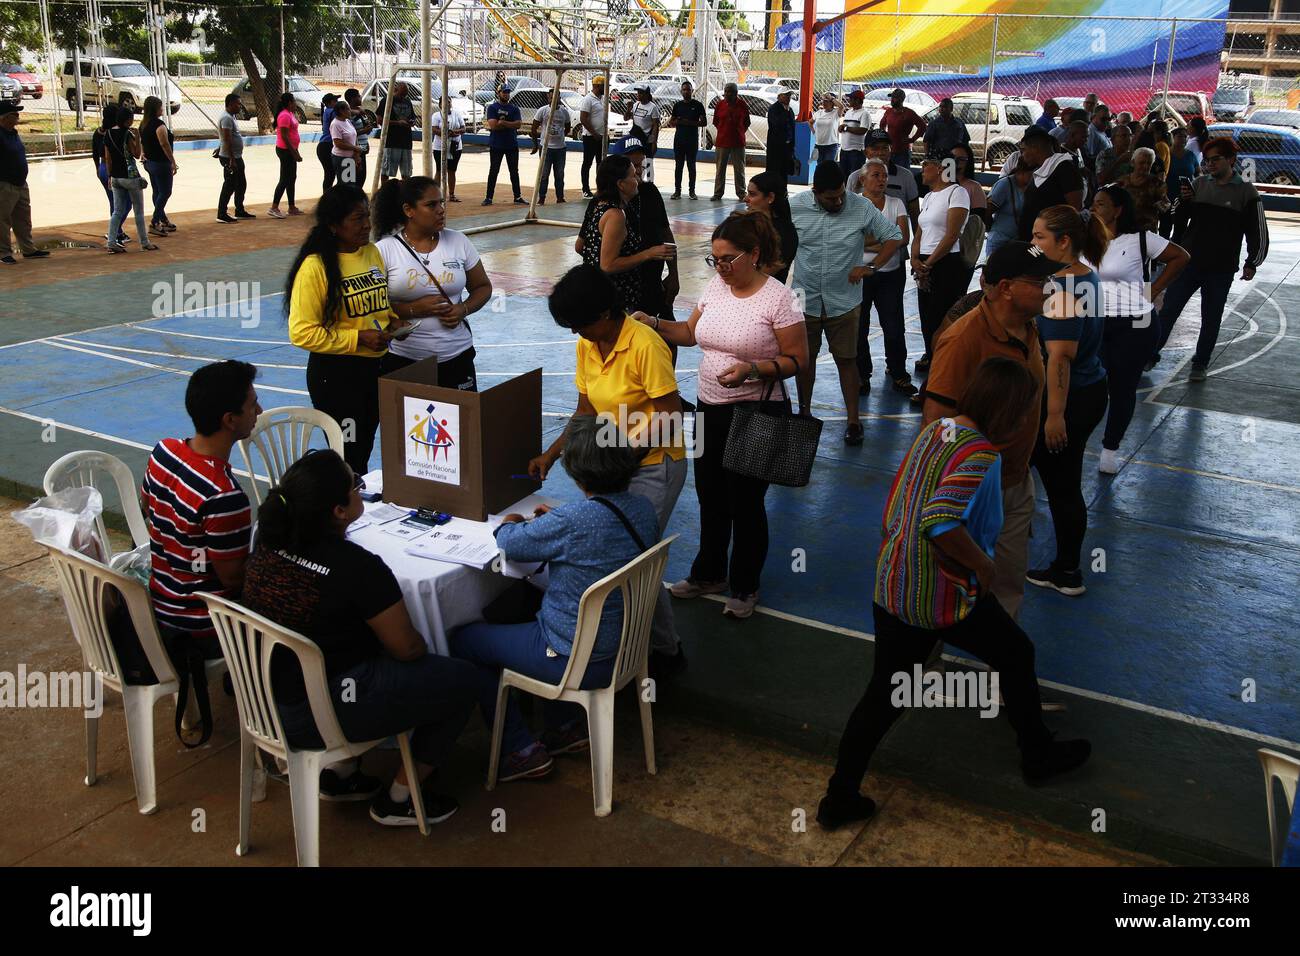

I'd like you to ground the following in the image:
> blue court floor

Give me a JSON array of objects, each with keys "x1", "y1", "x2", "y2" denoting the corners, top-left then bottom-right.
[{"x1": 1, "y1": 203, "x2": 1297, "y2": 763}]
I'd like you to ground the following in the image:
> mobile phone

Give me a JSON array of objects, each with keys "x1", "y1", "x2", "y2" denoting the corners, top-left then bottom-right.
[
  {"x1": 1179, "y1": 176, "x2": 1192, "y2": 187},
  {"x1": 388, "y1": 319, "x2": 422, "y2": 340}
]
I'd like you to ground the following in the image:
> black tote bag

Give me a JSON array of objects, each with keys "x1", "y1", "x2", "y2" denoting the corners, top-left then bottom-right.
[{"x1": 721, "y1": 375, "x2": 823, "y2": 488}]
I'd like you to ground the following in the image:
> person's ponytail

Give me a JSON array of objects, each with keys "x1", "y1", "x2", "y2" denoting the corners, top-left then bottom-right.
[{"x1": 254, "y1": 449, "x2": 353, "y2": 553}]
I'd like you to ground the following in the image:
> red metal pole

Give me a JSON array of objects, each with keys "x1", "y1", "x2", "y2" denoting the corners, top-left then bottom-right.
[{"x1": 798, "y1": 4, "x2": 816, "y2": 120}]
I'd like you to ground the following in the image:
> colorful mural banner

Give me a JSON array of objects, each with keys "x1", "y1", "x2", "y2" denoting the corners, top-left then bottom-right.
[{"x1": 843, "y1": 0, "x2": 1229, "y2": 116}]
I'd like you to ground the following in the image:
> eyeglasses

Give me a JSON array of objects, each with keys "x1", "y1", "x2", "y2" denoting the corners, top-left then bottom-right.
[
  {"x1": 1203, "y1": 154, "x2": 1230, "y2": 163},
  {"x1": 704, "y1": 252, "x2": 746, "y2": 271}
]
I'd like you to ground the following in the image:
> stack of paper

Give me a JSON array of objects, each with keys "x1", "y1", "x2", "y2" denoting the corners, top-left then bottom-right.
[{"x1": 405, "y1": 529, "x2": 500, "y2": 570}]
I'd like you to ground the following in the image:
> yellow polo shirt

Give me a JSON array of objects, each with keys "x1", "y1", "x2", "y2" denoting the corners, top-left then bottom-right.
[
  {"x1": 288, "y1": 245, "x2": 396, "y2": 358},
  {"x1": 575, "y1": 318, "x2": 684, "y2": 467}
]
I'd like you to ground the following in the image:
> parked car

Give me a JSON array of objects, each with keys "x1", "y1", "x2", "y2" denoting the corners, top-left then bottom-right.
[
  {"x1": 911, "y1": 93, "x2": 1039, "y2": 167},
  {"x1": 0, "y1": 63, "x2": 42, "y2": 99},
  {"x1": 62, "y1": 56, "x2": 181, "y2": 115},
  {"x1": 1145, "y1": 90, "x2": 1214, "y2": 126},
  {"x1": 610, "y1": 81, "x2": 683, "y2": 122},
  {"x1": 1244, "y1": 107, "x2": 1300, "y2": 129},
  {"x1": 863, "y1": 86, "x2": 938, "y2": 127},
  {"x1": 472, "y1": 75, "x2": 546, "y2": 104},
  {"x1": 645, "y1": 72, "x2": 691, "y2": 86},
  {"x1": 1211, "y1": 85, "x2": 1254, "y2": 122},
  {"x1": 1208, "y1": 122, "x2": 1300, "y2": 185},
  {"x1": 0, "y1": 75, "x2": 20, "y2": 107},
  {"x1": 230, "y1": 75, "x2": 326, "y2": 122},
  {"x1": 359, "y1": 78, "x2": 484, "y2": 132}
]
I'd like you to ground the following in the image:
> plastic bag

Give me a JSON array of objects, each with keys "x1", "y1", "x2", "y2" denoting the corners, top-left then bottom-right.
[
  {"x1": 11, "y1": 486, "x2": 107, "y2": 563},
  {"x1": 109, "y1": 543, "x2": 151, "y2": 586}
]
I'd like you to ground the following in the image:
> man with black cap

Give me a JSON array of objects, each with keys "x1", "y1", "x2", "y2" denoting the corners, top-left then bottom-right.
[
  {"x1": 626, "y1": 85, "x2": 660, "y2": 167},
  {"x1": 922, "y1": 241, "x2": 1061, "y2": 622},
  {"x1": 483, "y1": 83, "x2": 526, "y2": 206},
  {"x1": 765, "y1": 88, "x2": 797, "y2": 178},
  {"x1": 852, "y1": 129, "x2": 919, "y2": 229},
  {"x1": 1012, "y1": 124, "x2": 1083, "y2": 242},
  {"x1": 837, "y1": 88, "x2": 870, "y2": 179},
  {"x1": 0, "y1": 101, "x2": 49, "y2": 264}
]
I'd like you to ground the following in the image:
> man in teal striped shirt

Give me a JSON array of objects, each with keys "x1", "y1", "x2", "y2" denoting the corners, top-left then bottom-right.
[{"x1": 790, "y1": 161, "x2": 903, "y2": 445}]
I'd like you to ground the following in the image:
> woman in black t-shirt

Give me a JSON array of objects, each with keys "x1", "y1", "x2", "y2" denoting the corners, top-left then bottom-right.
[
  {"x1": 140, "y1": 96, "x2": 177, "y2": 235},
  {"x1": 744, "y1": 170, "x2": 798, "y2": 284},
  {"x1": 102, "y1": 107, "x2": 157, "y2": 252},
  {"x1": 241, "y1": 449, "x2": 476, "y2": 828}
]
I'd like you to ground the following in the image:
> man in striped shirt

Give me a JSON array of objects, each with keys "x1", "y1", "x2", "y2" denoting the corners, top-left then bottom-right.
[{"x1": 141, "y1": 360, "x2": 260, "y2": 649}]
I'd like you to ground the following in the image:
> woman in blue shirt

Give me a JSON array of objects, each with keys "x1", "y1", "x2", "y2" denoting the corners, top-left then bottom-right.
[
  {"x1": 450, "y1": 415, "x2": 660, "y2": 783},
  {"x1": 985, "y1": 164, "x2": 1029, "y2": 257},
  {"x1": 1027, "y1": 205, "x2": 1109, "y2": 597}
]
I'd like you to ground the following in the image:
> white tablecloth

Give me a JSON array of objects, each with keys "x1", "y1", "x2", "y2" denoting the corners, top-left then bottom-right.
[{"x1": 346, "y1": 471, "x2": 554, "y2": 655}]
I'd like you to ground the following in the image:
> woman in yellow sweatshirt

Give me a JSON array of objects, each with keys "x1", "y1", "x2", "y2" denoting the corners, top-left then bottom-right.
[{"x1": 287, "y1": 185, "x2": 399, "y2": 474}]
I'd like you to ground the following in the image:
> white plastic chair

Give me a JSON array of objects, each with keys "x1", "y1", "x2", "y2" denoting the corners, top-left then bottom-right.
[
  {"x1": 43, "y1": 450, "x2": 149, "y2": 560},
  {"x1": 46, "y1": 544, "x2": 226, "y2": 815},
  {"x1": 486, "y1": 534, "x2": 677, "y2": 817},
  {"x1": 1257, "y1": 748, "x2": 1300, "y2": 866},
  {"x1": 200, "y1": 592, "x2": 429, "y2": 867},
  {"x1": 237, "y1": 406, "x2": 346, "y2": 507}
]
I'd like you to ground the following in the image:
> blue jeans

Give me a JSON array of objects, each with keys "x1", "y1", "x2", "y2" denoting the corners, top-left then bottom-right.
[
  {"x1": 449, "y1": 619, "x2": 615, "y2": 757},
  {"x1": 143, "y1": 159, "x2": 173, "y2": 225},
  {"x1": 108, "y1": 179, "x2": 147, "y2": 246},
  {"x1": 95, "y1": 160, "x2": 113, "y2": 216},
  {"x1": 839, "y1": 149, "x2": 864, "y2": 179},
  {"x1": 539, "y1": 146, "x2": 566, "y2": 199},
  {"x1": 276, "y1": 654, "x2": 476, "y2": 768},
  {"x1": 816, "y1": 143, "x2": 838, "y2": 164},
  {"x1": 1153, "y1": 266, "x2": 1235, "y2": 367}
]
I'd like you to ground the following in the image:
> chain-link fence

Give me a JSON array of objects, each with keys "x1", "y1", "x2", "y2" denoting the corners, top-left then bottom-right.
[{"x1": 0, "y1": 1, "x2": 1272, "y2": 162}]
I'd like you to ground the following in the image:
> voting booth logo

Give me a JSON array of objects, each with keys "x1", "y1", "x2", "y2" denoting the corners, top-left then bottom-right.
[{"x1": 405, "y1": 398, "x2": 461, "y2": 485}]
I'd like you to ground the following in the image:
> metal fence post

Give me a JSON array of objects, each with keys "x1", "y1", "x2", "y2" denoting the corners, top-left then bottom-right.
[
  {"x1": 38, "y1": 0, "x2": 65, "y2": 151},
  {"x1": 1162, "y1": 19, "x2": 1178, "y2": 114},
  {"x1": 982, "y1": 14, "x2": 998, "y2": 172}
]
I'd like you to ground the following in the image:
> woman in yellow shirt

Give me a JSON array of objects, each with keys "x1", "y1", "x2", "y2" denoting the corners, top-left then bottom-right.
[
  {"x1": 528, "y1": 263, "x2": 687, "y2": 672},
  {"x1": 287, "y1": 185, "x2": 399, "y2": 474}
]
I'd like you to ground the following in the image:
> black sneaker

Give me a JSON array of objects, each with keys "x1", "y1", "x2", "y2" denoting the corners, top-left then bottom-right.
[
  {"x1": 513, "y1": 196, "x2": 528, "y2": 205},
  {"x1": 0, "y1": 255, "x2": 15, "y2": 265},
  {"x1": 1022, "y1": 737, "x2": 1092, "y2": 784},
  {"x1": 582, "y1": 190, "x2": 594, "y2": 199},
  {"x1": 369, "y1": 788, "x2": 459, "y2": 827},
  {"x1": 816, "y1": 791, "x2": 876, "y2": 830},
  {"x1": 891, "y1": 376, "x2": 918, "y2": 396},
  {"x1": 216, "y1": 212, "x2": 236, "y2": 223},
  {"x1": 914, "y1": 355, "x2": 931, "y2": 375},
  {"x1": 689, "y1": 192, "x2": 698, "y2": 200},
  {"x1": 1026, "y1": 565, "x2": 1086, "y2": 597},
  {"x1": 844, "y1": 422, "x2": 864, "y2": 446},
  {"x1": 541, "y1": 720, "x2": 590, "y2": 755},
  {"x1": 319, "y1": 767, "x2": 384, "y2": 802},
  {"x1": 234, "y1": 210, "x2": 256, "y2": 219},
  {"x1": 648, "y1": 644, "x2": 688, "y2": 681},
  {"x1": 22, "y1": 249, "x2": 51, "y2": 259},
  {"x1": 670, "y1": 192, "x2": 681, "y2": 199},
  {"x1": 481, "y1": 198, "x2": 493, "y2": 206}
]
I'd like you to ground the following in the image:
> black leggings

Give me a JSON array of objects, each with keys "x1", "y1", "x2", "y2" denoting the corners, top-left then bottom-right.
[
  {"x1": 581, "y1": 135, "x2": 604, "y2": 193},
  {"x1": 379, "y1": 346, "x2": 478, "y2": 392},
  {"x1": 828, "y1": 599, "x2": 1052, "y2": 798},
  {"x1": 305, "y1": 352, "x2": 382, "y2": 476},
  {"x1": 1030, "y1": 376, "x2": 1109, "y2": 572},
  {"x1": 1100, "y1": 314, "x2": 1158, "y2": 451},
  {"x1": 317, "y1": 138, "x2": 335, "y2": 192},
  {"x1": 917, "y1": 252, "x2": 970, "y2": 361},
  {"x1": 273, "y1": 146, "x2": 297, "y2": 207},
  {"x1": 690, "y1": 397, "x2": 788, "y2": 596}
]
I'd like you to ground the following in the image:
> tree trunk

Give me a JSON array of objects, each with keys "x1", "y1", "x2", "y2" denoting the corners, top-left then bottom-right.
[{"x1": 236, "y1": 43, "x2": 282, "y2": 134}]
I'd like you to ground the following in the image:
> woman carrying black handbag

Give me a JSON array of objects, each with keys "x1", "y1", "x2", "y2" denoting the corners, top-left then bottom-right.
[{"x1": 634, "y1": 211, "x2": 809, "y2": 620}]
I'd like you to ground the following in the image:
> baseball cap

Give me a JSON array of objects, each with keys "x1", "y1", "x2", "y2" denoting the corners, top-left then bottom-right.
[
  {"x1": 982, "y1": 241, "x2": 1065, "y2": 284},
  {"x1": 610, "y1": 135, "x2": 647, "y2": 156},
  {"x1": 848, "y1": 89, "x2": 865, "y2": 101},
  {"x1": 890, "y1": 87, "x2": 905, "y2": 97},
  {"x1": 0, "y1": 102, "x2": 24, "y2": 116},
  {"x1": 777, "y1": 88, "x2": 793, "y2": 98},
  {"x1": 1018, "y1": 125, "x2": 1053, "y2": 148},
  {"x1": 867, "y1": 129, "x2": 891, "y2": 145}
]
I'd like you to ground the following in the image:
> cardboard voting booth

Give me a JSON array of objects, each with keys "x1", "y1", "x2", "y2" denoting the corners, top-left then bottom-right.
[{"x1": 378, "y1": 359, "x2": 542, "y2": 521}]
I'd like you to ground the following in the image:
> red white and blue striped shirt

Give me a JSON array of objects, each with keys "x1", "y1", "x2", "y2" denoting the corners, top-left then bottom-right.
[{"x1": 141, "y1": 438, "x2": 251, "y2": 636}]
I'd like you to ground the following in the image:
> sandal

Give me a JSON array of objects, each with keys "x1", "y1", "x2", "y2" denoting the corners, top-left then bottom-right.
[
  {"x1": 449, "y1": 196, "x2": 461, "y2": 202},
  {"x1": 142, "y1": 242, "x2": 160, "y2": 251}
]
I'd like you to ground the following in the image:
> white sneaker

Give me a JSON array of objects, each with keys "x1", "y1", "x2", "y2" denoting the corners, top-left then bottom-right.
[
  {"x1": 267, "y1": 207, "x2": 287, "y2": 219},
  {"x1": 1098, "y1": 448, "x2": 1120, "y2": 475},
  {"x1": 722, "y1": 593, "x2": 759, "y2": 619}
]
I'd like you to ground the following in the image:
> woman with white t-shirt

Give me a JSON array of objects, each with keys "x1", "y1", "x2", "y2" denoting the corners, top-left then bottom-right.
[
  {"x1": 430, "y1": 107, "x2": 466, "y2": 202},
  {"x1": 636, "y1": 211, "x2": 809, "y2": 620},
  {"x1": 371, "y1": 176, "x2": 494, "y2": 390},
  {"x1": 329, "y1": 101, "x2": 363, "y2": 185},
  {"x1": 1089, "y1": 184, "x2": 1188, "y2": 474},
  {"x1": 811, "y1": 93, "x2": 840, "y2": 165},
  {"x1": 911, "y1": 154, "x2": 971, "y2": 375},
  {"x1": 852, "y1": 159, "x2": 914, "y2": 395}
]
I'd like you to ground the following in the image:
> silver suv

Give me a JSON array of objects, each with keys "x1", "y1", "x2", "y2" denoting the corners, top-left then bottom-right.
[{"x1": 913, "y1": 93, "x2": 1039, "y2": 167}]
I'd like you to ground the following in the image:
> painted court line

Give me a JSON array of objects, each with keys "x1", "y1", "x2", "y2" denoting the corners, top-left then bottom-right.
[
  {"x1": 54, "y1": 337, "x2": 307, "y2": 369},
  {"x1": 38, "y1": 341, "x2": 310, "y2": 396},
  {"x1": 698, "y1": 593, "x2": 1300, "y2": 753}
]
